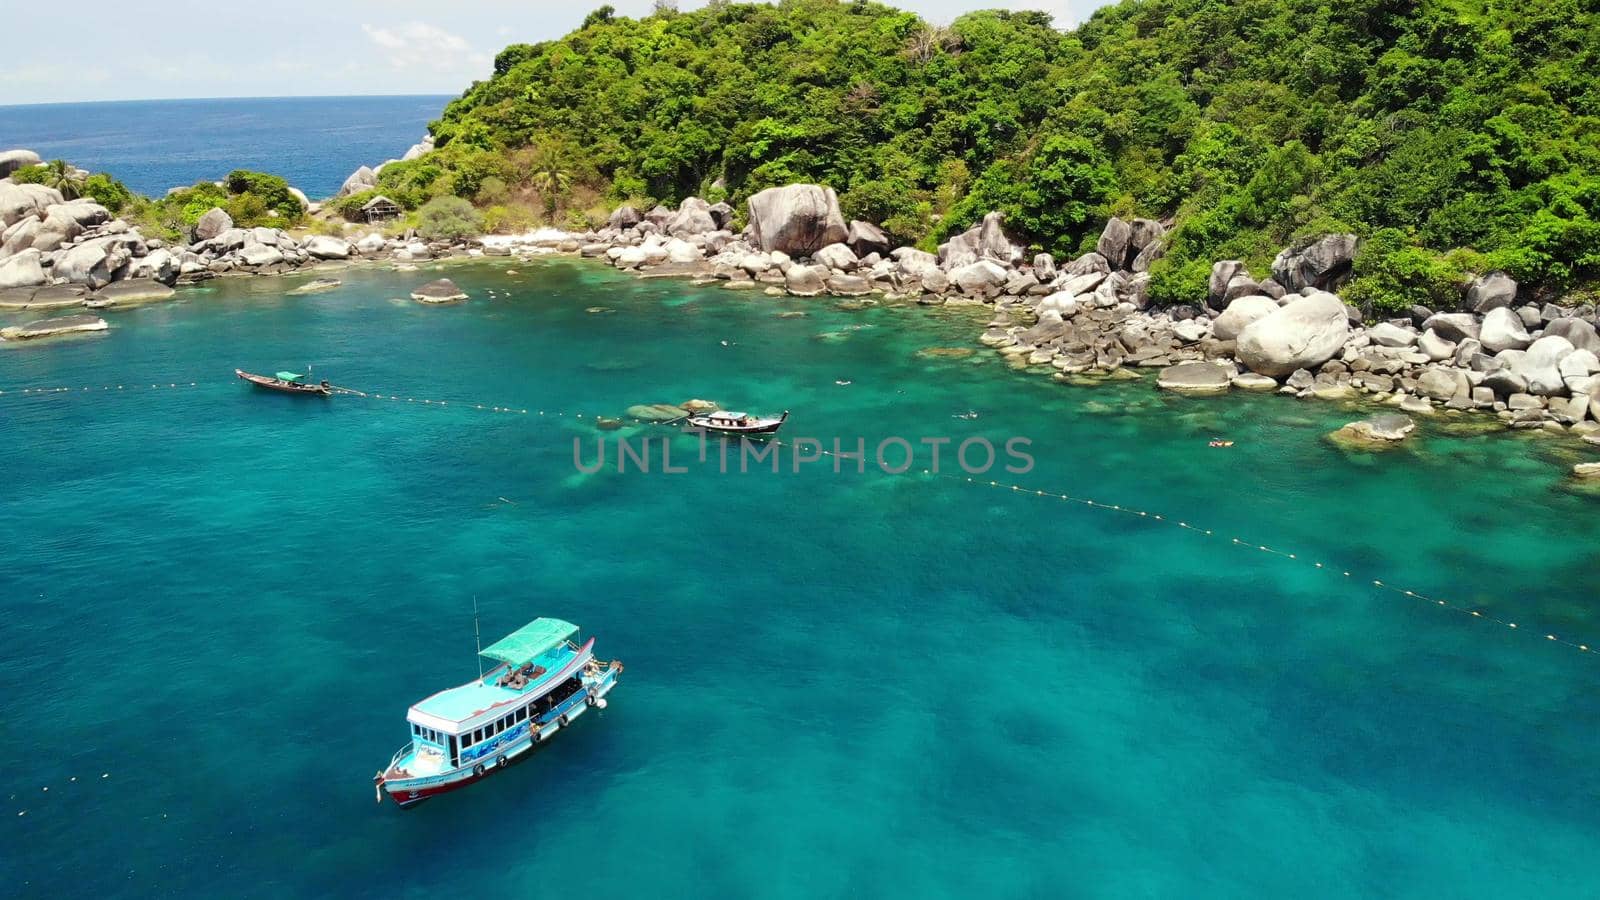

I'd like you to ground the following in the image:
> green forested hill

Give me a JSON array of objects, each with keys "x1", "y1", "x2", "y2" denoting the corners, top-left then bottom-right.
[{"x1": 397, "y1": 0, "x2": 1600, "y2": 310}]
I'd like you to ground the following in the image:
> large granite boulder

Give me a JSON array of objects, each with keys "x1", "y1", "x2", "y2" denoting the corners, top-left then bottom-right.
[
  {"x1": 126, "y1": 249, "x2": 177, "y2": 284},
  {"x1": 55, "y1": 237, "x2": 132, "y2": 287},
  {"x1": 949, "y1": 259, "x2": 1008, "y2": 295},
  {"x1": 812, "y1": 242, "x2": 858, "y2": 271},
  {"x1": 1, "y1": 216, "x2": 39, "y2": 256},
  {"x1": 975, "y1": 211, "x2": 1017, "y2": 264},
  {"x1": 1213, "y1": 295, "x2": 1279, "y2": 341},
  {"x1": 1096, "y1": 217, "x2": 1133, "y2": 270},
  {"x1": 337, "y1": 165, "x2": 377, "y2": 198},
  {"x1": 1465, "y1": 272, "x2": 1517, "y2": 313},
  {"x1": 846, "y1": 220, "x2": 889, "y2": 257},
  {"x1": 667, "y1": 197, "x2": 717, "y2": 237},
  {"x1": 0, "y1": 181, "x2": 63, "y2": 226},
  {"x1": 1207, "y1": 260, "x2": 1246, "y2": 309},
  {"x1": 1544, "y1": 317, "x2": 1600, "y2": 355},
  {"x1": 304, "y1": 235, "x2": 352, "y2": 260},
  {"x1": 1480, "y1": 306, "x2": 1531, "y2": 353},
  {"x1": 784, "y1": 264, "x2": 828, "y2": 297},
  {"x1": 1420, "y1": 312, "x2": 1480, "y2": 344},
  {"x1": 193, "y1": 207, "x2": 233, "y2": 242},
  {"x1": 1236, "y1": 291, "x2": 1351, "y2": 377},
  {"x1": 0, "y1": 149, "x2": 42, "y2": 177},
  {"x1": 708, "y1": 202, "x2": 736, "y2": 230},
  {"x1": 0, "y1": 247, "x2": 46, "y2": 288},
  {"x1": 1520, "y1": 335, "x2": 1576, "y2": 396},
  {"x1": 95, "y1": 279, "x2": 176, "y2": 305},
  {"x1": 1367, "y1": 322, "x2": 1418, "y2": 348},
  {"x1": 891, "y1": 247, "x2": 940, "y2": 280},
  {"x1": 746, "y1": 184, "x2": 848, "y2": 256},
  {"x1": 1271, "y1": 233, "x2": 1357, "y2": 292},
  {"x1": 607, "y1": 205, "x2": 642, "y2": 230}
]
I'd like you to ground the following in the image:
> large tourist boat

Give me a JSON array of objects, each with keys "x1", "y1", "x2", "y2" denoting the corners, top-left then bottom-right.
[
  {"x1": 374, "y1": 618, "x2": 622, "y2": 808},
  {"x1": 686, "y1": 409, "x2": 789, "y2": 436},
  {"x1": 235, "y1": 368, "x2": 332, "y2": 396}
]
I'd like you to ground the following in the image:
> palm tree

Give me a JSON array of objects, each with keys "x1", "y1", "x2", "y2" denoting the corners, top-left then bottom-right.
[
  {"x1": 527, "y1": 146, "x2": 575, "y2": 220},
  {"x1": 39, "y1": 159, "x2": 86, "y2": 200}
]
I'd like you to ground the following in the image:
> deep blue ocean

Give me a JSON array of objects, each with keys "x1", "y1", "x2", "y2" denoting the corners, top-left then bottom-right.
[
  {"x1": 2, "y1": 257, "x2": 1599, "y2": 898},
  {"x1": 0, "y1": 96, "x2": 451, "y2": 199}
]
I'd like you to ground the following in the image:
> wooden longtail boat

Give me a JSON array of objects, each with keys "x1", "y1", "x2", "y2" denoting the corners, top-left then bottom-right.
[
  {"x1": 235, "y1": 369, "x2": 332, "y2": 396},
  {"x1": 685, "y1": 409, "x2": 789, "y2": 436}
]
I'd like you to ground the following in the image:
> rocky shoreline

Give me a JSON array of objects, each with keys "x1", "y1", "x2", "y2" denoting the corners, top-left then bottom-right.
[
  {"x1": 473, "y1": 184, "x2": 1600, "y2": 451},
  {"x1": 8, "y1": 147, "x2": 1600, "y2": 461}
]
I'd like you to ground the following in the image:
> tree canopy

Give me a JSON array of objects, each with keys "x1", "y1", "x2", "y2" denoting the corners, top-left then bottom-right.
[{"x1": 411, "y1": 0, "x2": 1599, "y2": 308}]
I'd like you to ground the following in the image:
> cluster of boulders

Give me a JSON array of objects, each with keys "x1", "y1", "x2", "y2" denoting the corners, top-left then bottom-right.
[{"x1": 478, "y1": 181, "x2": 1600, "y2": 438}]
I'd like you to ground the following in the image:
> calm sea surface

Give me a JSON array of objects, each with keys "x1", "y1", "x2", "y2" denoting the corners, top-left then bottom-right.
[
  {"x1": 2, "y1": 259, "x2": 1599, "y2": 898},
  {"x1": 0, "y1": 96, "x2": 450, "y2": 198}
]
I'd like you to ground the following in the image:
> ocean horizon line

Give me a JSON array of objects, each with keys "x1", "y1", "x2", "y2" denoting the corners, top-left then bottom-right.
[{"x1": 0, "y1": 92, "x2": 457, "y2": 111}]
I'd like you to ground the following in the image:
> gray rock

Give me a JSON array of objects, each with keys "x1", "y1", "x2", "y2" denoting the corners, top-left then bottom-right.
[
  {"x1": 976, "y1": 211, "x2": 1017, "y2": 264},
  {"x1": 337, "y1": 165, "x2": 377, "y2": 198},
  {"x1": 1479, "y1": 306, "x2": 1531, "y2": 353},
  {"x1": 1368, "y1": 322, "x2": 1418, "y2": 348},
  {"x1": 1130, "y1": 237, "x2": 1165, "y2": 273},
  {"x1": 1223, "y1": 274, "x2": 1262, "y2": 304},
  {"x1": 1421, "y1": 312, "x2": 1480, "y2": 344},
  {"x1": 0, "y1": 148, "x2": 42, "y2": 177},
  {"x1": 1231, "y1": 372, "x2": 1279, "y2": 391},
  {"x1": 827, "y1": 274, "x2": 872, "y2": 296},
  {"x1": 1544, "y1": 317, "x2": 1600, "y2": 355},
  {"x1": 0, "y1": 313, "x2": 108, "y2": 341},
  {"x1": 303, "y1": 235, "x2": 352, "y2": 260},
  {"x1": 746, "y1": 184, "x2": 848, "y2": 256},
  {"x1": 607, "y1": 206, "x2": 642, "y2": 230},
  {"x1": 1208, "y1": 260, "x2": 1246, "y2": 309},
  {"x1": 644, "y1": 205, "x2": 674, "y2": 228},
  {"x1": 812, "y1": 242, "x2": 858, "y2": 271},
  {"x1": 193, "y1": 207, "x2": 233, "y2": 242},
  {"x1": 1031, "y1": 252, "x2": 1056, "y2": 282},
  {"x1": 667, "y1": 197, "x2": 717, "y2": 237},
  {"x1": 1064, "y1": 251, "x2": 1111, "y2": 277},
  {"x1": 0, "y1": 180, "x2": 62, "y2": 226},
  {"x1": 0, "y1": 247, "x2": 46, "y2": 288},
  {"x1": 411, "y1": 278, "x2": 468, "y2": 303},
  {"x1": 1520, "y1": 335, "x2": 1576, "y2": 396},
  {"x1": 784, "y1": 264, "x2": 828, "y2": 297},
  {"x1": 1465, "y1": 271, "x2": 1517, "y2": 313},
  {"x1": 950, "y1": 260, "x2": 1008, "y2": 296},
  {"x1": 1156, "y1": 362, "x2": 1233, "y2": 395},
  {"x1": 55, "y1": 238, "x2": 132, "y2": 287},
  {"x1": 1417, "y1": 329, "x2": 1456, "y2": 362},
  {"x1": 1096, "y1": 217, "x2": 1132, "y2": 270},
  {"x1": 846, "y1": 220, "x2": 889, "y2": 257},
  {"x1": 94, "y1": 279, "x2": 176, "y2": 305},
  {"x1": 1416, "y1": 367, "x2": 1464, "y2": 402},
  {"x1": 1272, "y1": 233, "x2": 1357, "y2": 292},
  {"x1": 1332, "y1": 413, "x2": 1416, "y2": 445},
  {"x1": 1236, "y1": 292, "x2": 1351, "y2": 377},
  {"x1": 1213, "y1": 295, "x2": 1279, "y2": 341},
  {"x1": 709, "y1": 202, "x2": 736, "y2": 230}
]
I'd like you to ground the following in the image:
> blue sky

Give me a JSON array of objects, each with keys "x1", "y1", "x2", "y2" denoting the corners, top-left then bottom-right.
[{"x1": 1, "y1": 1, "x2": 1106, "y2": 105}]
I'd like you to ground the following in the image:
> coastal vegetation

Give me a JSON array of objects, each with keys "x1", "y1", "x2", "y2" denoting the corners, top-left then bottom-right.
[{"x1": 379, "y1": 0, "x2": 1600, "y2": 312}]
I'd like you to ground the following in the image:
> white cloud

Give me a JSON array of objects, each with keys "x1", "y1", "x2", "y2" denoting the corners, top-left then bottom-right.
[{"x1": 361, "y1": 21, "x2": 490, "y2": 74}]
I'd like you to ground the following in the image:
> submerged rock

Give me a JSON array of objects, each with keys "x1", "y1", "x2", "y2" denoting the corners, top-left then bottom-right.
[
  {"x1": 1156, "y1": 362, "x2": 1233, "y2": 396},
  {"x1": 627, "y1": 403, "x2": 689, "y2": 422},
  {"x1": 93, "y1": 279, "x2": 176, "y2": 305},
  {"x1": 288, "y1": 278, "x2": 342, "y2": 295},
  {"x1": 411, "y1": 278, "x2": 468, "y2": 304},
  {"x1": 1330, "y1": 413, "x2": 1416, "y2": 448},
  {"x1": 1, "y1": 313, "x2": 108, "y2": 341}
]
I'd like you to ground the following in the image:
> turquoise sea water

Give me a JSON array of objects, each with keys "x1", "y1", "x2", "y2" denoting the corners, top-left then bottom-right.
[
  {"x1": 0, "y1": 96, "x2": 450, "y2": 198},
  {"x1": 2, "y1": 260, "x2": 1598, "y2": 898}
]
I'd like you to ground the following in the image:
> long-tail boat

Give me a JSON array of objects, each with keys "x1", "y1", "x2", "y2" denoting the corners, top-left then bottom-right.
[
  {"x1": 685, "y1": 409, "x2": 789, "y2": 436},
  {"x1": 374, "y1": 618, "x2": 623, "y2": 808},
  {"x1": 235, "y1": 369, "x2": 332, "y2": 396}
]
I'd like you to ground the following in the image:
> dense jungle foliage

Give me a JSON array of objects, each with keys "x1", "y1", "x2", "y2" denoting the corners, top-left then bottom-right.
[{"x1": 405, "y1": 0, "x2": 1600, "y2": 310}]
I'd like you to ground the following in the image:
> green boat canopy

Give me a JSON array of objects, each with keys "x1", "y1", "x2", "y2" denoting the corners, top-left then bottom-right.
[
  {"x1": 480, "y1": 618, "x2": 579, "y2": 668},
  {"x1": 275, "y1": 372, "x2": 306, "y2": 382}
]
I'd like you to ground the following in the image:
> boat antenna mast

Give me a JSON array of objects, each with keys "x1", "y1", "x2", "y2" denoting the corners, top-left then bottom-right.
[{"x1": 473, "y1": 595, "x2": 484, "y2": 678}]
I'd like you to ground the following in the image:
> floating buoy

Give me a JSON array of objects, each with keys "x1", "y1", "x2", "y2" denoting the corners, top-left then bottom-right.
[{"x1": 596, "y1": 698, "x2": 608, "y2": 710}]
